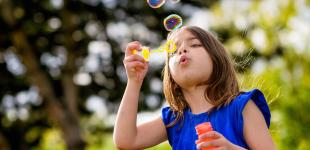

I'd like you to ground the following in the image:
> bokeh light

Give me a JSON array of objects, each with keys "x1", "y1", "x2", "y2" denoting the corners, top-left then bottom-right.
[{"x1": 170, "y1": 0, "x2": 180, "y2": 3}]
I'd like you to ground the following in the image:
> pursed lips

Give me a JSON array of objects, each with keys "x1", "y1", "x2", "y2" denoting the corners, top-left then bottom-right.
[{"x1": 179, "y1": 55, "x2": 190, "y2": 64}]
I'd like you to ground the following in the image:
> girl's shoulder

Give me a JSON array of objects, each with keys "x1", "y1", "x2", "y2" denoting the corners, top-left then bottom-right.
[
  {"x1": 161, "y1": 106, "x2": 176, "y2": 126},
  {"x1": 228, "y1": 88, "x2": 271, "y2": 127}
]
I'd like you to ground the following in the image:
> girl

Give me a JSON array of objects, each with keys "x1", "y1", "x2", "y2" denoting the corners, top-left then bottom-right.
[{"x1": 113, "y1": 26, "x2": 276, "y2": 150}]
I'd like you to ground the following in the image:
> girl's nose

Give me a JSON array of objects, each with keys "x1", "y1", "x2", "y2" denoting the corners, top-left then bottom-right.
[
  {"x1": 177, "y1": 42, "x2": 188, "y2": 55},
  {"x1": 178, "y1": 48, "x2": 187, "y2": 55}
]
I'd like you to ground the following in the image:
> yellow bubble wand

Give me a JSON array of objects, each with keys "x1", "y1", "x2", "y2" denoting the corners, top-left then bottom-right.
[{"x1": 132, "y1": 40, "x2": 177, "y2": 61}]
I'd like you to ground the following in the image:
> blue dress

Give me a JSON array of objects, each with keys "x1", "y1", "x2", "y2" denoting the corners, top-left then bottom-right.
[{"x1": 161, "y1": 89, "x2": 271, "y2": 150}]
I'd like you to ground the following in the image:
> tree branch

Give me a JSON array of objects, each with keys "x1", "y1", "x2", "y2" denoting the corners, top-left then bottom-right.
[{"x1": 10, "y1": 29, "x2": 85, "y2": 150}]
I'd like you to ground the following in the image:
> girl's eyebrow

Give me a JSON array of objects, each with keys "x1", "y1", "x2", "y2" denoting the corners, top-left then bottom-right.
[
  {"x1": 186, "y1": 37, "x2": 198, "y2": 41},
  {"x1": 174, "y1": 37, "x2": 198, "y2": 46}
]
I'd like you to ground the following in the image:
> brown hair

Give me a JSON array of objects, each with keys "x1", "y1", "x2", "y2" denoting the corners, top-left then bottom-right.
[{"x1": 162, "y1": 26, "x2": 240, "y2": 127}]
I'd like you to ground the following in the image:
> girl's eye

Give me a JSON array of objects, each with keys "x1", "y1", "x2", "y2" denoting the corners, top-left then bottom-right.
[{"x1": 191, "y1": 44, "x2": 201, "y2": 47}]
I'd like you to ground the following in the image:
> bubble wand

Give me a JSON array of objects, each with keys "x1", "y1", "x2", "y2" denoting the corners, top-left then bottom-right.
[{"x1": 132, "y1": 39, "x2": 177, "y2": 61}]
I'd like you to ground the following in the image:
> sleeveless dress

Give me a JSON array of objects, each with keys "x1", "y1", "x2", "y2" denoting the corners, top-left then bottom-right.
[{"x1": 161, "y1": 89, "x2": 271, "y2": 150}]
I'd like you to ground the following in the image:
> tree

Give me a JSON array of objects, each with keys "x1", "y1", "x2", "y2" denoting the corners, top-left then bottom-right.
[
  {"x1": 1, "y1": 0, "x2": 309, "y2": 149},
  {"x1": 0, "y1": 0, "x2": 215, "y2": 149}
]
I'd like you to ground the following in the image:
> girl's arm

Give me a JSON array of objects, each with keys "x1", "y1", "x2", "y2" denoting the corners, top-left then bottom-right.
[
  {"x1": 114, "y1": 82, "x2": 167, "y2": 149},
  {"x1": 243, "y1": 100, "x2": 277, "y2": 150},
  {"x1": 113, "y1": 41, "x2": 167, "y2": 149}
]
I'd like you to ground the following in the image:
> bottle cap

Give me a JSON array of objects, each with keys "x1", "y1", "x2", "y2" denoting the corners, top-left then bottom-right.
[{"x1": 195, "y1": 122, "x2": 213, "y2": 135}]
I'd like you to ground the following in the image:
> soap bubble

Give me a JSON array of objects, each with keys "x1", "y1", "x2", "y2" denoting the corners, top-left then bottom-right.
[
  {"x1": 163, "y1": 14, "x2": 183, "y2": 31},
  {"x1": 147, "y1": 0, "x2": 166, "y2": 9}
]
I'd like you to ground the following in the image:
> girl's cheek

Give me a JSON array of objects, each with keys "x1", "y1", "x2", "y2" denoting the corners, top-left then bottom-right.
[{"x1": 168, "y1": 57, "x2": 178, "y2": 71}]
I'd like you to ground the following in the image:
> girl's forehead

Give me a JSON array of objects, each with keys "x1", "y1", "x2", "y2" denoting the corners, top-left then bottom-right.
[
  {"x1": 168, "y1": 29, "x2": 197, "y2": 45},
  {"x1": 168, "y1": 28, "x2": 188, "y2": 40}
]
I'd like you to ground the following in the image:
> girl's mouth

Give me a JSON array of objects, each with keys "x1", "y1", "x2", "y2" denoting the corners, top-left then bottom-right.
[{"x1": 179, "y1": 55, "x2": 189, "y2": 65}]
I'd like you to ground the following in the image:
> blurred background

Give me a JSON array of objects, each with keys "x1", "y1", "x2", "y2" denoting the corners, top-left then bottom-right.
[{"x1": 0, "y1": 0, "x2": 309, "y2": 149}]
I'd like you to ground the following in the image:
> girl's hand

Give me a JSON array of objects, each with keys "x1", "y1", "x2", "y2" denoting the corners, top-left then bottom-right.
[
  {"x1": 123, "y1": 41, "x2": 149, "y2": 84},
  {"x1": 196, "y1": 131, "x2": 246, "y2": 150}
]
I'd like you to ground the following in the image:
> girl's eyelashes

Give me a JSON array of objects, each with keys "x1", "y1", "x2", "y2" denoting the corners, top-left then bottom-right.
[
  {"x1": 190, "y1": 43, "x2": 202, "y2": 47},
  {"x1": 169, "y1": 42, "x2": 202, "y2": 57}
]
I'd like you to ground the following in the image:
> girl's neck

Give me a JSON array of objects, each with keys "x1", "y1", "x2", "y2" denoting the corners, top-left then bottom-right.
[{"x1": 182, "y1": 85, "x2": 214, "y2": 114}]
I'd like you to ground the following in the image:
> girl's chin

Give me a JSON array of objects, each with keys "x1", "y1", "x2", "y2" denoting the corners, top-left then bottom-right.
[
  {"x1": 177, "y1": 78, "x2": 201, "y2": 88},
  {"x1": 177, "y1": 75, "x2": 209, "y2": 87}
]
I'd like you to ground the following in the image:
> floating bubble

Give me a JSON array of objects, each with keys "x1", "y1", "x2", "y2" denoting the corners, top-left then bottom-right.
[
  {"x1": 147, "y1": 0, "x2": 166, "y2": 9},
  {"x1": 163, "y1": 14, "x2": 183, "y2": 31}
]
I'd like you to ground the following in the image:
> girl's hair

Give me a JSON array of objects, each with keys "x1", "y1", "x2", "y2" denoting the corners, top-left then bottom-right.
[{"x1": 162, "y1": 26, "x2": 240, "y2": 127}]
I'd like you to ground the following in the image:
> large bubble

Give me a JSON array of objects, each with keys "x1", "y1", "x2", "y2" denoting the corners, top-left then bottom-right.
[
  {"x1": 147, "y1": 0, "x2": 166, "y2": 9},
  {"x1": 163, "y1": 14, "x2": 183, "y2": 31}
]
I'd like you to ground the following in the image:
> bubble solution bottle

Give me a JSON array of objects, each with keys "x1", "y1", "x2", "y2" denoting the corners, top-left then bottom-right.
[{"x1": 195, "y1": 122, "x2": 216, "y2": 150}]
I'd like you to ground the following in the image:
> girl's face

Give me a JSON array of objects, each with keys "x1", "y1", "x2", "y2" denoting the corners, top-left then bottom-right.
[{"x1": 168, "y1": 28, "x2": 213, "y2": 88}]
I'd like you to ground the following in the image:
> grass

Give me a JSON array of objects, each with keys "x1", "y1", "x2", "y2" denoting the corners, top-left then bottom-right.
[{"x1": 100, "y1": 134, "x2": 171, "y2": 150}]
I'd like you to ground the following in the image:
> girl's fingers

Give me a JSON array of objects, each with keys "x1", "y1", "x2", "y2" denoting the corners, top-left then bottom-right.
[
  {"x1": 125, "y1": 41, "x2": 141, "y2": 56},
  {"x1": 125, "y1": 61, "x2": 146, "y2": 70},
  {"x1": 213, "y1": 146, "x2": 225, "y2": 150},
  {"x1": 123, "y1": 54, "x2": 145, "y2": 63},
  {"x1": 198, "y1": 131, "x2": 222, "y2": 139},
  {"x1": 197, "y1": 139, "x2": 223, "y2": 150}
]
